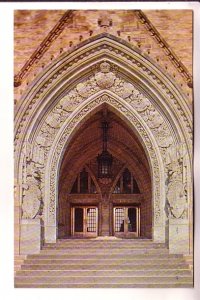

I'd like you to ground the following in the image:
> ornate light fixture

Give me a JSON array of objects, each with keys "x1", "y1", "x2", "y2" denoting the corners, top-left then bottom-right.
[{"x1": 97, "y1": 112, "x2": 113, "y2": 182}]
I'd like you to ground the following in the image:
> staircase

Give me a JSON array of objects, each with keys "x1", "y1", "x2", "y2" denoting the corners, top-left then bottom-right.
[{"x1": 15, "y1": 239, "x2": 193, "y2": 288}]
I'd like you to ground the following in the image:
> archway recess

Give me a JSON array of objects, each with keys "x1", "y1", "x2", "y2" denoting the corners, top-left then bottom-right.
[
  {"x1": 58, "y1": 106, "x2": 152, "y2": 239},
  {"x1": 14, "y1": 34, "x2": 193, "y2": 255}
]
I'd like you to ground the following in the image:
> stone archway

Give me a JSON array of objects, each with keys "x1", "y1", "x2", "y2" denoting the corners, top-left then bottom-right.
[
  {"x1": 14, "y1": 34, "x2": 192, "y2": 255},
  {"x1": 44, "y1": 91, "x2": 164, "y2": 244},
  {"x1": 57, "y1": 103, "x2": 152, "y2": 239}
]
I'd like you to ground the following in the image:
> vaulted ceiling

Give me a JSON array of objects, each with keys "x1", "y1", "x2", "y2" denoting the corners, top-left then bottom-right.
[{"x1": 59, "y1": 107, "x2": 151, "y2": 194}]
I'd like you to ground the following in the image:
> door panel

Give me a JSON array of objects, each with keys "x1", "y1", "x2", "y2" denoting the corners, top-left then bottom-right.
[
  {"x1": 114, "y1": 207, "x2": 125, "y2": 232},
  {"x1": 74, "y1": 207, "x2": 84, "y2": 232},
  {"x1": 127, "y1": 207, "x2": 137, "y2": 232},
  {"x1": 86, "y1": 208, "x2": 97, "y2": 233},
  {"x1": 114, "y1": 206, "x2": 140, "y2": 238}
]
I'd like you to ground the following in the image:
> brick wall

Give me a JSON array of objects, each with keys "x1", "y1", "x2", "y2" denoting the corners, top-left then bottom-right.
[{"x1": 14, "y1": 10, "x2": 193, "y2": 105}]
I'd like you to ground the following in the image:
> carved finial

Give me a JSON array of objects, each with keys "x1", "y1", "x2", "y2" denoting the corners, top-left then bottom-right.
[{"x1": 98, "y1": 14, "x2": 112, "y2": 28}]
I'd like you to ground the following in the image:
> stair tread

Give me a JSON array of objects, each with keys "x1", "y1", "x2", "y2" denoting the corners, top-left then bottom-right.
[{"x1": 15, "y1": 283, "x2": 193, "y2": 288}]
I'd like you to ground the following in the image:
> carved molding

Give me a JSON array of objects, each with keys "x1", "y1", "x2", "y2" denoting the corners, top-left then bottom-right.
[
  {"x1": 14, "y1": 35, "x2": 192, "y2": 158},
  {"x1": 135, "y1": 10, "x2": 193, "y2": 88},
  {"x1": 28, "y1": 63, "x2": 173, "y2": 172}
]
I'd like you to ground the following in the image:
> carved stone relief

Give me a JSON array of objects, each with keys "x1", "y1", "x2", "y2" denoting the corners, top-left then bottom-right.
[
  {"x1": 95, "y1": 61, "x2": 116, "y2": 88},
  {"x1": 165, "y1": 143, "x2": 188, "y2": 219},
  {"x1": 36, "y1": 62, "x2": 174, "y2": 159},
  {"x1": 20, "y1": 61, "x2": 188, "y2": 225},
  {"x1": 14, "y1": 39, "x2": 192, "y2": 156},
  {"x1": 22, "y1": 161, "x2": 43, "y2": 219},
  {"x1": 21, "y1": 139, "x2": 44, "y2": 219}
]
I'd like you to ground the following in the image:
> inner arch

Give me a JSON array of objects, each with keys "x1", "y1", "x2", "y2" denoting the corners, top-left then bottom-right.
[{"x1": 58, "y1": 106, "x2": 152, "y2": 239}]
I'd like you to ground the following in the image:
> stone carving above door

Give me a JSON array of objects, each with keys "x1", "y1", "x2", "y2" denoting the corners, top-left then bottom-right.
[
  {"x1": 14, "y1": 37, "x2": 192, "y2": 156},
  {"x1": 95, "y1": 61, "x2": 116, "y2": 88},
  {"x1": 33, "y1": 61, "x2": 174, "y2": 165}
]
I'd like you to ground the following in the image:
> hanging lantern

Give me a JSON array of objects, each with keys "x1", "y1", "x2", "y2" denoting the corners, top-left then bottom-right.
[{"x1": 97, "y1": 120, "x2": 113, "y2": 181}]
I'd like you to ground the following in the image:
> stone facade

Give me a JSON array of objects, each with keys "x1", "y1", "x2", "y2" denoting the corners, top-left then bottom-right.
[{"x1": 14, "y1": 10, "x2": 193, "y2": 257}]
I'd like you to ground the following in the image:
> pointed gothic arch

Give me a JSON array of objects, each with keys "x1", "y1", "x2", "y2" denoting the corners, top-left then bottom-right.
[{"x1": 15, "y1": 34, "x2": 192, "y2": 255}]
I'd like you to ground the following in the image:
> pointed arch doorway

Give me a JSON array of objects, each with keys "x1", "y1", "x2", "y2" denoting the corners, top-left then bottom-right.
[
  {"x1": 15, "y1": 34, "x2": 192, "y2": 255},
  {"x1": 58, "y1": 106, "x2": 152, "y2": 239}
]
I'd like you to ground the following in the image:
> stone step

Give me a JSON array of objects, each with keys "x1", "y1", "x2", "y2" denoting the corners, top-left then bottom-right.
[
  {"x1": 14, "y1": 255, "x2": 27, "y2": 271},
  {"x1": 57, "y1": 238, "x2": 153, "y2": 242},
  {"x1": 184, "y1": 255, "x2": 193, "y2": 271},
  {"x1": 47, "y1": 240, "x2": 158, "y2": 246},
  {"x1": 50, "y1": 239, "x2": 160, "y2": 243},
  {"x1": 14, "y1": 282, "x2": 194, "y2": 288},
  {"x1": 23, "y1": 258, "x2": 187, "y2": 266},
  {"x1": 14, "y1": 275, "x2": 193, "y2": 284},
  {"x1": 39, "y1": 249, "x2": 169, "y2": 256},
  {"x1": 42, "y1": 244, "x2": 167, "y2": 251},
  {"x1": 21, "y1": 262, "x2": 189, "y2": 270},
  {"x1": 26, "y1": 253, "x2": 181, "y2": 261},
  {"x1": 17, "y1": 269, "x2": 192, "y2": 277}
]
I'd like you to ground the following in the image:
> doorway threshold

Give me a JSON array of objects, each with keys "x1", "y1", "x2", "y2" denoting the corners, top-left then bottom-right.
[{"x1": 95, "y1": 236, "x2": 122, "y2": 240}]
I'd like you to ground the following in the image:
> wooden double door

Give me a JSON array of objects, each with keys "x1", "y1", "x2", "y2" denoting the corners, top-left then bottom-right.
[{"x1": 71, "y1": 205, "x2": 140, "y2": 238}]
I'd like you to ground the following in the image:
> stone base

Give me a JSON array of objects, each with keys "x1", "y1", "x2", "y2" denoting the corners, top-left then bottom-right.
[
  {"x1": 44, "y1": 225, "x2": 57, "y2": 243},
  {"x1": 20, "y1": 219, "x2": 41, "y2": 254},
  {"x1": 153, "y1": 224, "x2": 165, "y2": 243},
  {"x1": 169, "y1": 219, "x2": 189, "y2": 254}
]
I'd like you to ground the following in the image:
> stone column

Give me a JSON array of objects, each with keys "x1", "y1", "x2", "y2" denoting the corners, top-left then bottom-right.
[
  {"x1": 165, "y1": 143, "x2": 190, "y2": 254},
  {"x1": 44, "y1": 223, "x2": 57, "y2": 243},
  {"x1": 101, "y1": 202, "x2": 110, "y2": 236},
  {"x1": 14, "y1": 181, "x2": 21, "y2": 255}
]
